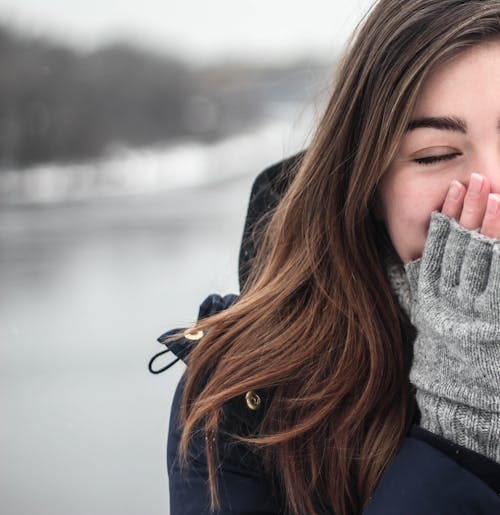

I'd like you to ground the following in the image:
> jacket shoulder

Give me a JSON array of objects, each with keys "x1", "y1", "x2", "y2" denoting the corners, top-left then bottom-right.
[
  {"x1": 364, "y1": 433, "x2": 500, "y2": 514},
  {"x1": 152, "y1": 290, "x2": 270, "y2": 429}
]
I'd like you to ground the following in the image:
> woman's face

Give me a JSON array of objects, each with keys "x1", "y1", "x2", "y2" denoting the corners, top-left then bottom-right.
[{"x1": 379, "y1": 40, "x2": 500, "y2": 263}]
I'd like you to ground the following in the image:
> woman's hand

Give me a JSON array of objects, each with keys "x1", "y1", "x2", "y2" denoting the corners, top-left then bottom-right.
[
  {"x1": 404, "y1": 192, "x2": 500, "y2": 463},
  {"x1": 441, "y1": 172, "x2": 500, "y2": 238}
]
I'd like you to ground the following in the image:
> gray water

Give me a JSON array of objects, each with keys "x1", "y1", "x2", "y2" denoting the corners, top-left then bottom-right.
[{"x1": 0, "y1": 173, "x2": 256, "y2": 515}]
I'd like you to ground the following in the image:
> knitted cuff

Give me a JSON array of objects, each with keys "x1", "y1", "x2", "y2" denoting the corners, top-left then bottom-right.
[{"x1": 416, "y1": 389, "x2": 500, "y2": 463}]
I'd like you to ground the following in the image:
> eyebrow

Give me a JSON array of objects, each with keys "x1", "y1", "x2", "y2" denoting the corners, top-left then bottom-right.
[{"x1": 406, "y1": 116, "x2": 467, "y2": 133}]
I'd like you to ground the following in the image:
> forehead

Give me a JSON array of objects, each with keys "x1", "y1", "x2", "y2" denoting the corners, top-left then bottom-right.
[{"x1": 413, "y1": 41, "x2": 500, "y2": 116}]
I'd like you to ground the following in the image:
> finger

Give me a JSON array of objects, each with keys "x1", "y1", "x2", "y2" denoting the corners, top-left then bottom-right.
[
  {"x1": 459, "y1": 173, "x2": 490, "y2": 230},
  {"x1": 420, "y1": 212, "x2": 451, "y2": 284},
  {"x1": 440, "y1": 220, "x2": 470, "y2": 289},
  {"x1": 460, "y1": 236, "x2": 492, "y2": 297},
  {"x1": 480, "y1": 194, "x2": 500, "y2": 239},
  {"x1": 482, "y1": 245, "x2": 500, "y2": 307},
  {"x1": 441, "y1": 180, "x2": 466, "y2": 220}
]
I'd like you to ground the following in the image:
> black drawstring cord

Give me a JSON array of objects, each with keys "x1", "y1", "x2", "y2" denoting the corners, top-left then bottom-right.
[
  {"x1": 149, "y1": 293, "x2": 239, "y2": 375},
  {"x1": 148, "y1": 348, "x2": 181, "y2": 374}
]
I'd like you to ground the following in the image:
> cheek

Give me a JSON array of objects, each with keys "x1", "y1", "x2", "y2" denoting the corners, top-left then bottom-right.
[{"x1": 381, "y1": 178, "x2": 449, "y2": 262}]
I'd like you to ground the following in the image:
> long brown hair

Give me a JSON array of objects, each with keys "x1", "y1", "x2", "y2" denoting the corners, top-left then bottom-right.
[{"x1": 175, "y1": 1, "x2": 500, "y2": 513}]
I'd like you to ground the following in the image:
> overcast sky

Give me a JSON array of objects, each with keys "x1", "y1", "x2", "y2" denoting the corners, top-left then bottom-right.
[{"x1": 0, "y1": 0, "x2": 376, "y2": 64}]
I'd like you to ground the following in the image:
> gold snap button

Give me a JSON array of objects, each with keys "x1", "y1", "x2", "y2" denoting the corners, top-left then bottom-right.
[
  {"x1": 183, "y1": 329, "x2": 204, "y2": 341},
  {"x1": 245, "y1": 391, "x2": 261, "y2": 411}
]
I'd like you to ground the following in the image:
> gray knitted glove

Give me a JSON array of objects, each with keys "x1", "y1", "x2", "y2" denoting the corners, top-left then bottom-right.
[{"x1": 405, "y1": 211, "x2": 500, "y2": 463}]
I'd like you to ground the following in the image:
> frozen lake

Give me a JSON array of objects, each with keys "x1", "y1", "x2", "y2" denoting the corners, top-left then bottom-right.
[{"x1": 0, "y1": 171, "x2": 264, "y2": 515}]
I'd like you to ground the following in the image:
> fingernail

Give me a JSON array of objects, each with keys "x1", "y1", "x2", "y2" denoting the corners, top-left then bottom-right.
[
  {"x1": 448, "y1": 180, "x2": 462, "y2": 200},
  {"x1": 468, "y1": 173, "x2": 484, "y2": 196},
  {"x1": 486, "y1": 193, "x2": 500, "y2": 217}
]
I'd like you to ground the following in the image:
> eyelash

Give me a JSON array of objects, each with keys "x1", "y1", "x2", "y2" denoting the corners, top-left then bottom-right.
[{"x1": 414, "y1": 153, "x2": 461, "y2": 165}]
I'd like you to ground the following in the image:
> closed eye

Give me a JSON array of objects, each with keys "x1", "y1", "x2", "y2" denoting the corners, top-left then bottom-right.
[{"x1": 414, "y1": 152, "x2": 461, "y2": 165}]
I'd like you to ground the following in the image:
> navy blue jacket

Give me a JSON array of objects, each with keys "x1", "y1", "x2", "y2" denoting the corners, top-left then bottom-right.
[{"x1": 151, "y1": 155, "x2": 500, "y2": 514}]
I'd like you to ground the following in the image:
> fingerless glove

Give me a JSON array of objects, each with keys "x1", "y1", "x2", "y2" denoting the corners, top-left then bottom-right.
[{"x1": 405, "y1": 212, "x2": 500, "y2": 463}]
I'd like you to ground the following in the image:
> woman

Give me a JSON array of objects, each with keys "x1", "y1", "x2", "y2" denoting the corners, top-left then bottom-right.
[{"x1": 154, "y1": 0, "x2": 500, "y2": 513}]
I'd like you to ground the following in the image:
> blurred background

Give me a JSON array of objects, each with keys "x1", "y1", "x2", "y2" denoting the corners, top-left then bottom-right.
[{"x1": 0, "y1": 1, "x2": 374, "y2": 514}]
